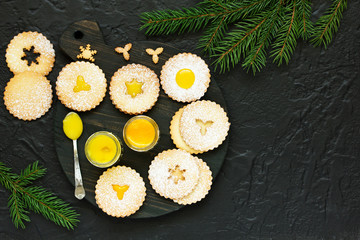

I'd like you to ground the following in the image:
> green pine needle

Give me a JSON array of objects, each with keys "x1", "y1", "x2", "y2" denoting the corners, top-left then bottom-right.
[
  {"x1": 140, "y1": 0, "x2": 348, "y2": 74},
  {"x1": 0, "y1": 161, "x2": 79, "y2": 230},
  {"x1": 311, "y1": 0, "x2": 347, "y2": 47}
]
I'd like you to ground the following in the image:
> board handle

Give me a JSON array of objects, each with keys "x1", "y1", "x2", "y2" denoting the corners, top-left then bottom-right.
[{"x1": 59, "y1": 20, "x2": 126, "y2": 77}]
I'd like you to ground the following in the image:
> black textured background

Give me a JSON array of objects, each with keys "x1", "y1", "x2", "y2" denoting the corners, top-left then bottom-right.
[{"x1": 0, "y1": 1, "x2": 360, "y2": 239}]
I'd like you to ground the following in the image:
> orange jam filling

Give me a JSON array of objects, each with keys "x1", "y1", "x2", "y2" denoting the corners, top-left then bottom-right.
[
  {"x1": 73, "y1": 75, "x2": 91, "y2": 92},
  {"x1": 125, "y1": 118, "x2": 155, "y2": 148},
  {"x1": 112, "y1": 185, "x2": 129, "y2": 200},
  {"x1": 125, "y1": 78, "x2": 143, "y2": 98},
  {"x1": 175, "y1": 69, "x2": 195, "y2": 89}
]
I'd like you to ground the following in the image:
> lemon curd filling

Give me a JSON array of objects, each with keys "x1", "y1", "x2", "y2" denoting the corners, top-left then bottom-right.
[
  {"x1": 175, "y1": 69, "x2": 195, "y2": 89},
  {"x1": 123, "y1": 116, "x2": 159, "y2": 152},
  {"x1": 125, "y1": 78, "x2": 143, "y2": 98},
  {"x1": 112, "y1": 184, "x2": 129, "y2": 200},
  {"x1": 73, "y1": 75, "x2": 91, "y2": 92},
  {"x1": 63, "y1": 112, "x2": 83, "y2": 140},
  {"x1": 85, "y1": 131, "x2": 121, "y2": 168}
]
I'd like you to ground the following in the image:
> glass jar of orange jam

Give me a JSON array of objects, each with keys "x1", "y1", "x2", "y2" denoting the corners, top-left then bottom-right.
[
  {"x1": 85, "y1": 131, "x2": 122, "y2": 168},
  {"x1": 123, "y1": 115, "x2": 159, "y2": 152}
]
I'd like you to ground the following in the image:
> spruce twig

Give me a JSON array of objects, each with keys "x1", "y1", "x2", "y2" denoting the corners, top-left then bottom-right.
[
  {"x1": 0, "y1": 161, "x2": 79, "y2": 230},
  {"x1": 140, "y1": 0, "x2": 348, "y2": 74}
]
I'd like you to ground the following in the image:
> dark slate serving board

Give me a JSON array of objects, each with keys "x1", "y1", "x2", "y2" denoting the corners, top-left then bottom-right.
[{"x1": 53, "y1": 20, "x2": 229, "y2": 218}]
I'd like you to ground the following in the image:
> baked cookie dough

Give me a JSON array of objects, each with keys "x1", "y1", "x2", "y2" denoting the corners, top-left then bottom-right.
[
  {"x1": 4, "y1": 71, "x2": 52, "y2": 121},
  {"x1": 160, "y1": 53, "x2": 210, "y2": 102},
  {"x1": 148, "y1": 149, "x2": 200, "y2": 200},
  {"x1": 95, "y1": 166, "x2": 146, "y2": 218},
  {"x1": 56, "y1": 61, "x2": 107, "y2": 111},
  {"x1": 6, "y1": 31, "x2": 55, "y2": 76},
  {"x1": 110, "y1": 64, "x2": 160, "y2": 115}
]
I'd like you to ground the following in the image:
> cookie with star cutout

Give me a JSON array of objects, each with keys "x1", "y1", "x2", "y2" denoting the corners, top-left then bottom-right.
[{"x1": 109, "y1": 64, "x2": 160, "y2": 115}]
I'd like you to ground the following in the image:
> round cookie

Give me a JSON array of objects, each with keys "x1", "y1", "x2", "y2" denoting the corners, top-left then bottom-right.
[
  {"x1": 95, "y1": 166, "x2": 146, "y2": 218},
  {"x1": 180, "y1": 100, "x2": 230, "y2": 152},
  {"x1": 174, "y1": 156, "x2": 212, "y2": 205},
  {"x1": 109, "y1": 64, "x2": 160, "y2": 115},
  {"x1": 170, "y1": 106, "x2": 203, "y2": 154},
  {"x1": 56, "y1": 61, "x2": 107, "y2": 111},
  {"x1": 160, "y1": 53, "x2": 210, "y2": 102},
  {"x1": 4, "y1": 71, "x2": 52, "y2": 121},
  {"x1": 6, "y1": 31, "x2": 55, "y2": 76},
  {"x1": 148, "y1": 149, "x2": 200, "y2": 200}
]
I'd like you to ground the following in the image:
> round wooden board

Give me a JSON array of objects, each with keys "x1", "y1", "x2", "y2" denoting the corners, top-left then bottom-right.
[{"x1": 54, "y1": 20, "x2": 229, "y2": 218}]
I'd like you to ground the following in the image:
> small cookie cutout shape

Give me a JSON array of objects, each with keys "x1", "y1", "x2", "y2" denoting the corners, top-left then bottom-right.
[
  {"x1": 6, "y1": 31, "x2": 55, "y2": 76},
  {"x1": 109, "y1": 64, "x2": 160, "y2": 115},
  {"x1": 95, "y1": 166, "x2": 146, "y2": 218},
  {"x1": 180, "y1": 100, "x2": 230, "y2": 152},
  {"x1": 148, "y1": 149, "x2": 200, "y2": 200},
  {"x1": 77, "y1": 44, "x2": 97, "y2": 62},
  {"x1": 146, "y1": 47, "x2": 163, "y2": 64},
  {"x1": 4, "y1": 71, "x2": 52, "y2": 121},
  {"x1": 115, "y1": 43, "x2": 132, "y2": 61}
]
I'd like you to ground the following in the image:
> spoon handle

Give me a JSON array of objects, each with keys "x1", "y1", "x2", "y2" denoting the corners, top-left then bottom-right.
[{"x1": 73, "y1": 139, "x2": 85, "y2": 200}]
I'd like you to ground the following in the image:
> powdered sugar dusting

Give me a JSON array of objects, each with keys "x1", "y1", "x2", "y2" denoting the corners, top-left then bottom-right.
[
  {"x1": 110, "y1": 64, "x2": 160, "y2": 114},
  {"x1": 180, "y1": 100, "x2": 230, "y2": 151},
  {"x1": 174, "y1": 156, "x2": 212, "y2": 205},
  {"x1": 6, "y1": 31, "x2": 55, "y2": 75},
  {"x1": 148, "y1": 149, "x2": 200, "y2": 200},
  {"x1": 4, "y1": 71, "x2": 52, "y2": 121},
  {"x1": 95, "y1": 166, "x2": 146, "y2": 218},
  {"x1": 56, "y1": 61, "x2": 107, "y2": 111},
  {"x1": 160, "y1": 53, "x2": 210, "y2": 102}
]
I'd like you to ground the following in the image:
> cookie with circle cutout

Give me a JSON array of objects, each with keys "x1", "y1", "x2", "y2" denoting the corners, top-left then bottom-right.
[
  {"x1": 160, "y1": 53, "x2": 210, "y2": 103},
  {"x1": 110, "y1": 64, "x2": 160, "y2": 115},
  {"x1": 170, "y1": 106, "x2": 203, "y2": 154},
  {"x1": 179, "y1": 100, "x2": 230, "y2": 152},
  {"x1": 6, "y1": 31, "x2": 55, "y2": 76},
  {"x1": 4, "y1": 71, "x2": 52, "y2": 121},
  {"x1": 56, "y1": 61, "x2": 107, "y2": 111},
  {"x1": 148, "y1": 149, "x2": 200, "y2": 200},
  {"x1": 95, "y1": 166, "x2": 146, "y2": 218},
  {"x1": 174, "y1": 156, "x2": 212, "y2": 205}
]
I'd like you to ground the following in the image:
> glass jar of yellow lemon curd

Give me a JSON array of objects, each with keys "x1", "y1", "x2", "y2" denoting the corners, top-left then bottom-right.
[
  {"x1": 85, "y1": 131, "x2": 122, "y2": 168},
  {"x1": 123, "y1": 115, "x2": 159, "y2": 152}
]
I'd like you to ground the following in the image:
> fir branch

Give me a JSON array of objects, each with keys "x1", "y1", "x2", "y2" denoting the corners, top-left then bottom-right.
[
  {"x1": 140, "y1": 0, "x2": 348, "y2": 73},
  {"x1": 271, "y1": 0, "x2": 299, "y2": 66},
  {"x1": 0, "y1": 161, "x2": 79, "y2": 230},
  {"x1": 311, "y1": 0, "x2": 347, "y2": 47}
]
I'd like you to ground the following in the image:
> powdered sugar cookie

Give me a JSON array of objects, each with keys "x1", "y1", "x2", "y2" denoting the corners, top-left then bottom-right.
[
  {"x1": 174, "y1": 156, "x2": 212, "y2": 205},
  {"x1": 170, "y1": 106, "x2": 203, "y2": 154},
  {"x1": 95, "y1": 166, "x2": 146, "y2": 218},
  {"x1": 109, "y1": 64, "x2": 160, "y2": 115},
  {"x1": 56, "y1": 61, "x2": 107, "y2": 111},
  {"x1": 160, "y1": 53, "x2": 210, "y2": 102},
  {"x1": 4, "y1": 71, "x2": 52, "y2": 121},
  {"x1": 148, "y1": 149, "x2": 200, "y2": 200},
  {"x1": 6, "y1": 31, "x2": 55, "y2": 76},
  {"x1": 180, "y1": 100, "x2": 230, "y2": 152}
]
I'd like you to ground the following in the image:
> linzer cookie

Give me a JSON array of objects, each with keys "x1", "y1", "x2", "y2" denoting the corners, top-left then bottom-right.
[
  {"x1": 95, "y1": 166, "x2": 146, "y2": 218},
  {"x1": 174, "y1": 156, "x2": 212, "y2": 205},
  {"x1": 170, "y1": 106, "x2": 203, "y2": 154},
  {"x1": 6, "y1": 31, "x2": 55, "y2": 76},
  {"x1": 179, "y1": 100, "x2": 230, "y2": 152},
  {"x1": 160, "y1": 53, "x2": 210, "y2": 102},
  {"x1": 4, "y1": 71, "x2": 52, "y2": 121},
  {"x1": 148, "y1": 149, "x2": 200, "y2": 200},
  {"x1": 109, "y1": 64, "x2": 160, "y2": 115},
  {"x1": 56, "y1": 61, "x2": 107, "y2": 111}
]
